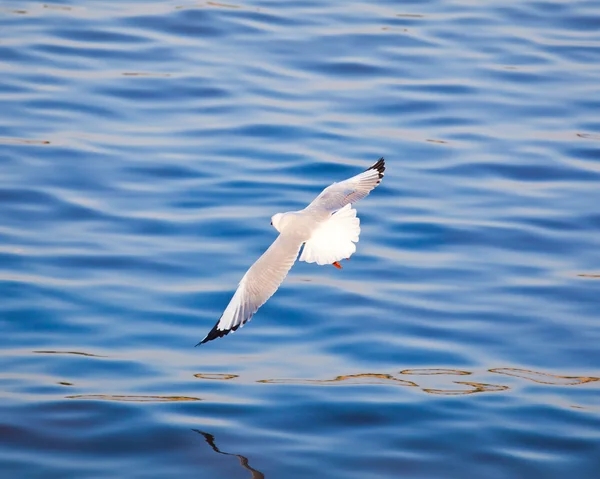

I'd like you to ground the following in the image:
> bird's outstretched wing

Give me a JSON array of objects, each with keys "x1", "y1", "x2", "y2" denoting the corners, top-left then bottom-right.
[
  {"x1": 306, "y1": 158, "x2": 385, "y2": 212},
  {"x1": 198, "y1": 233, "x2": 302, "y2": 345}
]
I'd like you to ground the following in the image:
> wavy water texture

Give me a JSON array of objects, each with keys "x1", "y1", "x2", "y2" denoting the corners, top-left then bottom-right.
[{"x1": 1, "y1": 0, "x2": 600, "y2": 478}]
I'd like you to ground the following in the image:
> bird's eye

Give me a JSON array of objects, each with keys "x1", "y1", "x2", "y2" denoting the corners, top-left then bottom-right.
[{"x1": 270, "y1": 221, "x2": 273, "y2": 225}]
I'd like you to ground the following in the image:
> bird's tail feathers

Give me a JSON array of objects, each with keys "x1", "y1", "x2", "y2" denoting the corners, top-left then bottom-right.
[{"x1": 299, "y1": 204, "x2": 360, "y2": 265}]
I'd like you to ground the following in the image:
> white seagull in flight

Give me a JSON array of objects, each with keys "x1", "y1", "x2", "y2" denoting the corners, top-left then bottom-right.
[{"x1": 198, "y1": 158, "x2": 385, "y2": 345}]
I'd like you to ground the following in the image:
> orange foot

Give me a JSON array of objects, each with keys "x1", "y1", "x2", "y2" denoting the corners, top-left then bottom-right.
[{"x1": 332, "y1": 261, "x2": 342, "y2": 269}]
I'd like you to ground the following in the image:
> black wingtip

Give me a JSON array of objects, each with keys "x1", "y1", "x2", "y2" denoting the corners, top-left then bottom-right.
[
  {"x1": 367, "y1": 157, "x2": 385, "y2": 179},
  {"x1": 195, "y1": 317, "x2": 241, "y2": 346}
]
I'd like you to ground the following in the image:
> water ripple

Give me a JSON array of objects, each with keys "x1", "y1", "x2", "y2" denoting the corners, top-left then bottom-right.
[
  {"x1": 2, "y1": 0, "x2": 600, "y2": 477},
  {"x1": 67, "y1": 395, "x2": 202, "y2": 402}
]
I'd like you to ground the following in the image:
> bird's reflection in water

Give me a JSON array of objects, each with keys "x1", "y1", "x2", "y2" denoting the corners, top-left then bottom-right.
[{"x1": 193, "y1": 429, "x2": 265, "y2": 479}]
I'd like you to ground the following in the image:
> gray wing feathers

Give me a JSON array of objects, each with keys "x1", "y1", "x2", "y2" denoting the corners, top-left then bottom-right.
[
  {"x1": 308, "y1": 158, "x2": 385, "y2": 212},
  {"x1": 198, "y1": 234, "x2": 302, "y2": 344}
]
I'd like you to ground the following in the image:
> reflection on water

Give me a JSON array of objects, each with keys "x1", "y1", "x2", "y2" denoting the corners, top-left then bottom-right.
[
  {"x1": 249, "y1": 367, "x2": 599, "y2": 397},
  {"x1": 122, "y1": 72, "x2": 172, "y2": 77},
  {"x1": 60, "y1": 367, "x2": 599, "y2": 403},
  {"x1": 257, "y1": 369, "x2": 503, "y2": 396},
  {"x1": 0, "y1": 137, "x2": 50, "y2": 145},
  {"x1": 34, "y1": 350, "x2": 107, "y2": 358},
  {"x1": 175, "y1": 1, "x2": 245, "y2": 11},
  {"x1": 194, "y1": 373, "x2": 239, "y2": 380},
  {"x1": 42, "y1": 4, "x2": 72, "y2": 11},
  {"x1": 400, "y1": 369, "x2": 471, "y2": 376},
  {"x1": 193, "y1": 429, "x2": 265, "y2": 479},
  {"x1": 258, "y1": 373, "x2": 418, "y2": 388},
  {"x1": 66, "y1": 395, "x2": 201, "y2": 402},
  {"x1": 490, "y1": 368, "x2": 599, "y2": 386},
  {"x1": 576, "y1": 133, "x2": 600, "y2": 141},
  {"x1": 422, "y1": 381, "x2": 509, "y2": 396}
]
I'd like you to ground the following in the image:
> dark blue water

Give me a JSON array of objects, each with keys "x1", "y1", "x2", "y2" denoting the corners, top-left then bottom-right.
[{"x1": 2, "y1": 1, "x2": 600, "y2": 477}]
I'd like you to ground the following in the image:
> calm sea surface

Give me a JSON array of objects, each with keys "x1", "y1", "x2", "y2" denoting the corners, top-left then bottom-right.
[{"x1": 1, "y1": 1, "x2": 600, "y2": 477}]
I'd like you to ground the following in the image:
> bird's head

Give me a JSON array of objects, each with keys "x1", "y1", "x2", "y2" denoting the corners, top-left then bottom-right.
[
  {"x1": 271, "y1": 213, "x2": 285, "y2": 233},
  {"x1": 271, "y1": 211, "x2": 296, "y2": 233}
]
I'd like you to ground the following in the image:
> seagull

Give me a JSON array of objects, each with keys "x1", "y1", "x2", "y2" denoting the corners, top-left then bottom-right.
[{"x1": 198, "y1": 158, "x2": 385, "y2": 345}]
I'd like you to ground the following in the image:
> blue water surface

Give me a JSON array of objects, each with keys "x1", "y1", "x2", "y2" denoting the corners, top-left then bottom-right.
[{"x1": 1, "y1": 1, "x2": 600, "y2": 478}]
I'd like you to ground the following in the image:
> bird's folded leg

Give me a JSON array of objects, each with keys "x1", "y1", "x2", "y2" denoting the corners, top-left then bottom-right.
[{"x1": 332, "y1": 261, "x2": 342, "y2": 269}]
